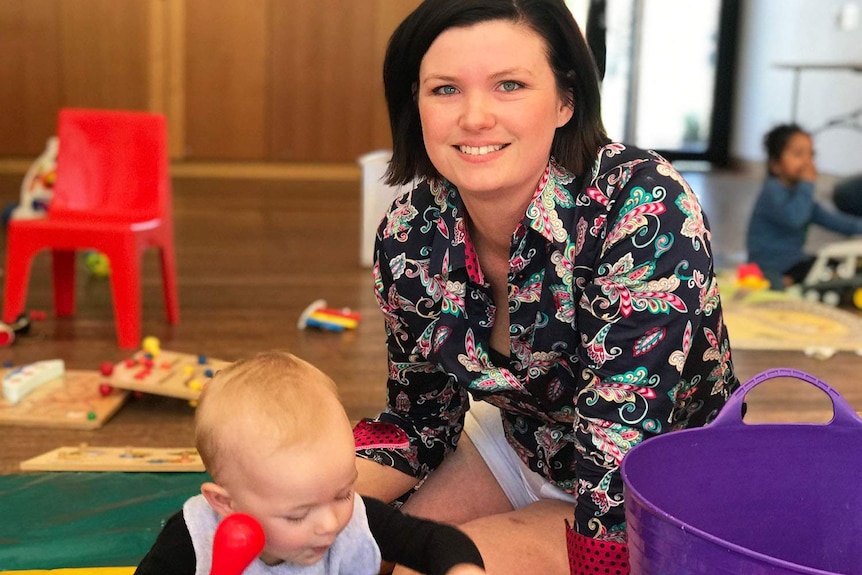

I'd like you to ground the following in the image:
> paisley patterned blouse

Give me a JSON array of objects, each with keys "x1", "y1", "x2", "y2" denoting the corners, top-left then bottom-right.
[{"x1": 355, "y1": 143, "x2": 739, "y2": 541}]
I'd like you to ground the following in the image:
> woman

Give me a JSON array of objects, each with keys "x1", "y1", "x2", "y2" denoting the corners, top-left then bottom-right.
[{"x1": 354, "y1": 1, "x2": 739, "y2": 573}]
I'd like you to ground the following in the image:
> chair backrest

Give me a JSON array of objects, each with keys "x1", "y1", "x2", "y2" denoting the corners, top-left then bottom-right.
[{"x1": 50, "y1": 108, "x2": 169, "y2": 223}]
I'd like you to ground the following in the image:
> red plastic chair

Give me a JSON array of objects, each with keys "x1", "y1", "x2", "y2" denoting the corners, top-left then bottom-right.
[{"x1": 2, "y1": 108, "x2": 179, "y2": 348}]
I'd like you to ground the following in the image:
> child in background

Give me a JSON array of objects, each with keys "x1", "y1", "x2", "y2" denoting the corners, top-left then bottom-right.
[
  {"x1": 746, "y1": 123, "x2": 862, "y2": 289},
  {"x1": 135, "y1": 351, "x2": 485, "y2": 575}
]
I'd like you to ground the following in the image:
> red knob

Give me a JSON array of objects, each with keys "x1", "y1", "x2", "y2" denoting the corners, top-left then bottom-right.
[{"x1": 210, "y1": 513, "x2": 266, "y2": 575}]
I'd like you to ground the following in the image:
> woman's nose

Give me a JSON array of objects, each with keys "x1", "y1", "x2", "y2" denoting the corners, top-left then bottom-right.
[{"x1": 459, "y1": 92, "x2": 495, "y2": 131}]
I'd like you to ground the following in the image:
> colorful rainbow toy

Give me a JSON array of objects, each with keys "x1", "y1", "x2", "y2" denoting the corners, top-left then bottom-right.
[{"x1": 297, "y1": 299, "x2": 361, "y2": 332}]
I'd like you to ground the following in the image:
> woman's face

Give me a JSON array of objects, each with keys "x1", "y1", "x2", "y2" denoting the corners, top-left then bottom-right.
[{"x1": 417, "y1": 20, "x2": 573, "y2": 201}]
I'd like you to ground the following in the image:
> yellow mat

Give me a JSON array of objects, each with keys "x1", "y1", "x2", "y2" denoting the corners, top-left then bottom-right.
[
  {"x1": 720, "y1": 280, "x2": 862, "y2": 353},
  {"x1": 1, "y1": 570, "x2": 134, "y2": 574}
]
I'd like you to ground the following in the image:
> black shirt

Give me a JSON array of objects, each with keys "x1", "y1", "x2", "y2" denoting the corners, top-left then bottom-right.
[{"x1": 135, "y1": 495, "x2": 483, "y2": 575}]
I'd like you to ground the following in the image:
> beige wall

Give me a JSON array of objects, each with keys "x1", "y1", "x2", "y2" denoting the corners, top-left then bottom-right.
[{"x1": 0, "y1": 0, "x2": 420, "y2": 163}]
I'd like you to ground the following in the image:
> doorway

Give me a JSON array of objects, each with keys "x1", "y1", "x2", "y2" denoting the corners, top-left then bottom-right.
[{"x1": 572, "y1": 0, "x2": 740, "y2": 165}]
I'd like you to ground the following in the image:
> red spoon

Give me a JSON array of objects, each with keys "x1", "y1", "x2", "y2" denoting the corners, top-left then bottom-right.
[{"x1": 211, "y1": 513, "x2": 266, "y2": 575}]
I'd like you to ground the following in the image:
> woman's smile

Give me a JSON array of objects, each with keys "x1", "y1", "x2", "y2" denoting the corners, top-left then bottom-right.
[{"x1": 418, "y1": 19, "x2": 572, "y2": 200}]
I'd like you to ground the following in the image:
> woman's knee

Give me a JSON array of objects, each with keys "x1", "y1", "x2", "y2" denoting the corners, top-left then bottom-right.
[
  {"x1": 455, "y1": 501, "x2": 571, "y2": 574},
  {"x1": 399, "y1": 435, "x2": 512, "y2": 523}
]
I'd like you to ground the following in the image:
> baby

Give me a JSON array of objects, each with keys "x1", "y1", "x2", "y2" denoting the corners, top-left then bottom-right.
[{"x1": 135, "y1": 351, "x2": 484, "y2": 575}]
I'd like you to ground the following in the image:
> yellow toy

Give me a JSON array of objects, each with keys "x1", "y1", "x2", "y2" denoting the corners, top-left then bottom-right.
[{"x1": 735, "y1": 262, "x2": 770, "y2": 291}]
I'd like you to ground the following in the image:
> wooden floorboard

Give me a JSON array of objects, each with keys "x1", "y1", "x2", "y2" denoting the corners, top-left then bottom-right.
[{"x1": 0, "y1": 168, "x2": 859, "y2": 475}]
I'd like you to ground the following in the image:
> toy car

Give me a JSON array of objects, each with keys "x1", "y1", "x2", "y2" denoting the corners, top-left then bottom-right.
[{"x1": 800, "y1": 238, "x2": 862, "y2": 308}]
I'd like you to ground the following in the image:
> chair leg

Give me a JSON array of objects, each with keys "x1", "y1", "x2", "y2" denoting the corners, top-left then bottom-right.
[
  {"x1": 159, "y1": 244, "x2": 180, "y2": 325},
  {"x1": 52, "y1": 249, "x2": 77, "y2": 317},
  {"x1": 105, "y1": 242, "x2": 142, "y2": 349},
  {"x1": 2, "y1": 238, "x2": 36, "y2": 325}
]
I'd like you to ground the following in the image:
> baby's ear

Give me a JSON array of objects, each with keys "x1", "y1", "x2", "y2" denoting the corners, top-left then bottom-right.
[{"x1": 201, "y1": 481, "x2": 234, "y2": 517}]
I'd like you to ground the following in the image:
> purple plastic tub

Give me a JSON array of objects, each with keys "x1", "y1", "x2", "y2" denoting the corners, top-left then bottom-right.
[{"x1": 621, "y1": 368, "x2": 862, "y2": 574}]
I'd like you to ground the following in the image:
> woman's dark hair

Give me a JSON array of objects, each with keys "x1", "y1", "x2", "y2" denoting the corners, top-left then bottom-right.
[
  {"x1": 763, "y1": 123, "x2": 808, "y2": 175},
  {"x1": 383, "y1": 0, "x2": 608, "y2": 185}
]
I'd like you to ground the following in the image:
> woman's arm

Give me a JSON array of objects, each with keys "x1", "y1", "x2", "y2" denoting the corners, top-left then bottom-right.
[
  {"x1": 355, "y1": 457, "x2": 420, "y2": 503},
  {"x1": 572, "y1": 149, "x2": 736, "y2": 542},
  {"x1": 355, "y1": 193, "x2": 471, "y2": 486}
]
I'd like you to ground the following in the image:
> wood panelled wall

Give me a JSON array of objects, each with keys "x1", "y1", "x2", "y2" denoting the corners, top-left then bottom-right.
[{"x1": 0, "y1": 0, "x2": 420, "y2": 163}]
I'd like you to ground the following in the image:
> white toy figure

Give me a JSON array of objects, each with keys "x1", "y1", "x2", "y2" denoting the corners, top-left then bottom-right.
[{"x1": 13, "y1": 136, "x2": 58, "y2": 220}]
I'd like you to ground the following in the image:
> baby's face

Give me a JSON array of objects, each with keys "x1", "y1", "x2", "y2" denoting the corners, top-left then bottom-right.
[
  {"x1": 772, "y1": 131, "x2": 815, "y2": 186},
  {"x1": 226, "y1": 419, "x2": 358, "y2": 566}
]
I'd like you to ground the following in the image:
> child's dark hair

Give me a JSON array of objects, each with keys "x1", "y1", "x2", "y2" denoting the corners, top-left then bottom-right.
[{"x1": 763, "y1": 123, "x2": 808, "y2": 175}]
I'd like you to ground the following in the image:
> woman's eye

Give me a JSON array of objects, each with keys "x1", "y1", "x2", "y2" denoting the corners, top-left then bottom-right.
[
  {"x1": 500, "y1": 81, "x2": 523, "y2": 92},
  {"x1": 432, "y1": 85, "x2": 458, "y2": 96}
]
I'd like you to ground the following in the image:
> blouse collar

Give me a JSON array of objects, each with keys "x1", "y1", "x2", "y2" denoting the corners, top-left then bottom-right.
[{"x1": 432, "y1": 160, "x2": 579, "y2": 283}]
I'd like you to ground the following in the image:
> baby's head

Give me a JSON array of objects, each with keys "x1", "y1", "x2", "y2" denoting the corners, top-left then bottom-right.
[
  {"x1": 196, "y1": 351, "x2": 358, "y2": 567},
  {"x1": 764, "y1": 123, "x2": 814, "y2": 185}
]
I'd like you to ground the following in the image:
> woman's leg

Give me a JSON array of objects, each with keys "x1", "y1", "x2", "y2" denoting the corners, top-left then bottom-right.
[
  {"x1": 456, "y1": 500, "x2": 571, "y2": 574},
  {"x1": 399, "y1": 433, "x2": 513, "y2": 524},
  {"x1": 392, "y1": 434, "x2": 570, "y2": 575},
  {"x1": 394, "y1": 500, "x2": 571, "y2": 574}
]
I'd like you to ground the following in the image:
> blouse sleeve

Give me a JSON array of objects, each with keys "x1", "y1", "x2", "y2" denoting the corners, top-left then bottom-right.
[
  {"x1": 353, "y1": 224, "x2": 471, "y2": 481},
  {"x1": 572, "y1": 154, "x2": 719, "y2": 538}
]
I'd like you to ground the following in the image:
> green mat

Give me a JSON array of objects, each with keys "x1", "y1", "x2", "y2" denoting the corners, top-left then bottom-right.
[{"x1": 0, "y1": 472, "x2": 206, "y2": 570}]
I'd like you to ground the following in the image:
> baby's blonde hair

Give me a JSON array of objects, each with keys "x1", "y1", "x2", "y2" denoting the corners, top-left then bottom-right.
[{"x1": 195, "y1": 351, "x2": 342, "y2": 482}]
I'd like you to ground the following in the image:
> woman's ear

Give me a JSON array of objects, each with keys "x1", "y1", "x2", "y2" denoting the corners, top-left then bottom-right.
[
  {"x1": 201, "y1": 481, "x2": 234, "y2": 518},
  {"x1": 557, "y1": 97, "x2": 574, "y2": 127},
  {"x1": 557, "y1": 89, "x2": 574, "y2": 127}
]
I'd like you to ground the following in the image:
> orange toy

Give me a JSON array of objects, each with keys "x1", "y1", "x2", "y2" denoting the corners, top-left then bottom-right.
[{"x1": 735, "y1": 262, "x2": 770, "y2": 291}]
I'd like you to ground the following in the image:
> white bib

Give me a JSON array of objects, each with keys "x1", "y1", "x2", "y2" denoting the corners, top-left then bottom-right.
[{"x1": 183, "y1": 494, "x2": 381, "y2": 575}]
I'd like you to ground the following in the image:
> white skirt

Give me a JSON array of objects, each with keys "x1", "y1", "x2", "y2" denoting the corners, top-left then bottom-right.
[{"x1": 463, "y1": 399, "x2": 576, "y2": 510}]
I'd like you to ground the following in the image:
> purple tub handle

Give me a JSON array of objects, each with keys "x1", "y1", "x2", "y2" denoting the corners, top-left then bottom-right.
[{"x1": 710, "y1": 368, "x2": 862, "y2": 428}]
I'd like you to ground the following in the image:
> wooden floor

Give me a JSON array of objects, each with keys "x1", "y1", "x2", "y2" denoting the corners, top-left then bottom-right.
[{"x1": 0, "y1": 166, "x2": 859, "y2": 475}]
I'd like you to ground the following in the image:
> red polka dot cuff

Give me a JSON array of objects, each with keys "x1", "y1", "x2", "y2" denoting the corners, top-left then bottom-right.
[
  {"x1": 566, "y1": 521, "x2": 630, "y2": 575},
  {"x1": 353, "y1": 419, "x2": 411, "y2": 450}
]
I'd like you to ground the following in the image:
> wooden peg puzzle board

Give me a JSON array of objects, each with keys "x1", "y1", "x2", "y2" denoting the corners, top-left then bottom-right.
[
  {"x1": 109, "y1": 349, "x2": 230, "y2": 400},
  {"x1": 20, "y1": 445, "x2": 205, "y2": 472},
  {"x1": 0, "y1": 369, "x2": 128, "y2": 430}
]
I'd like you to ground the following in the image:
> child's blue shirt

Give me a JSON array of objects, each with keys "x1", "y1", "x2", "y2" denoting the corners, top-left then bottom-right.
[{"x1": 746, "y1": 176, "x2": 862, "y2": 287}]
